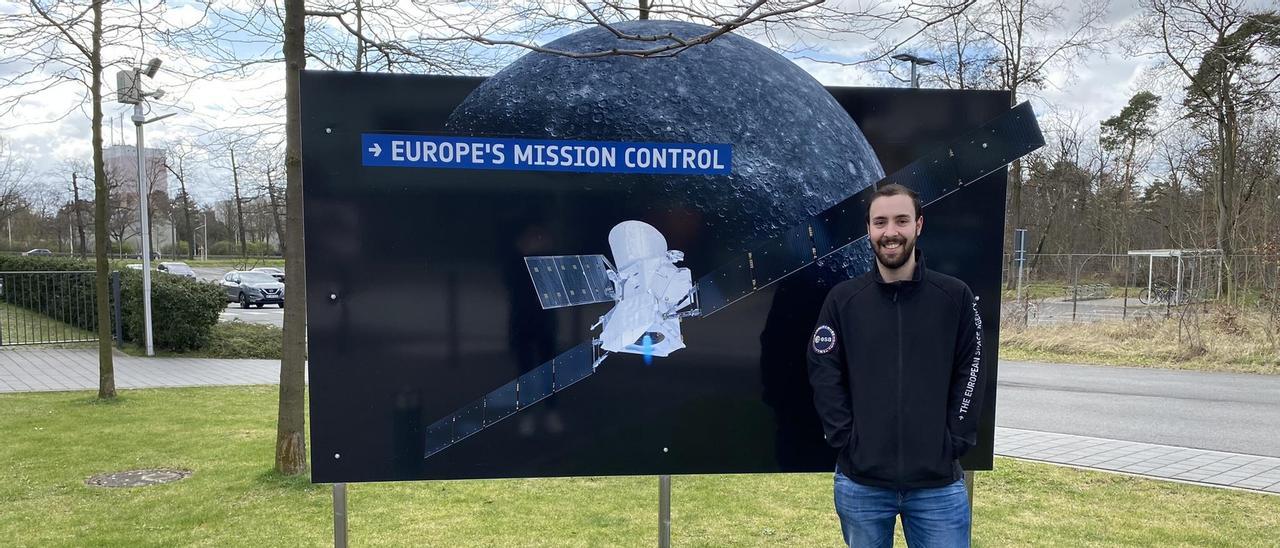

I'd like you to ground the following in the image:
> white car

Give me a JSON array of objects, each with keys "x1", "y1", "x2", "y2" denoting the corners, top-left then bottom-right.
[{"x1": 158, "y1": 262, "x2": 197, "y2": 279}]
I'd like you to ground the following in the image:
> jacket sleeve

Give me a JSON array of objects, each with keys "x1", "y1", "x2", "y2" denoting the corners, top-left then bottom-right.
[
  {"x1": 807, "y1": 292, "x2": 854, "y2": 450},
  {"x1": 947, "y1": 286, "x2": 986, "y2": 458}
]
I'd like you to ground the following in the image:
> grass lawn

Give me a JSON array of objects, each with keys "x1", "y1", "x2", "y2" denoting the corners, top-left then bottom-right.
[
  {"x1": 2, "y1": 386, "x2": 1278, "y2": 546},
  {"x1": 1000, "y1": 306, "x2": 1280, "y2": 374},
  {"x1": 1001, "y1": 282, "x2": 1140, "y2": 302},
  {"x1": 0, "y1": 301, "x2": 97, "y2": 346}
]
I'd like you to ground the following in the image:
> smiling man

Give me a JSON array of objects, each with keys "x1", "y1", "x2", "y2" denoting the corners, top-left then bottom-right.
[{"x1": 807, "y1": 183, "x2": 987, "y2": 547}]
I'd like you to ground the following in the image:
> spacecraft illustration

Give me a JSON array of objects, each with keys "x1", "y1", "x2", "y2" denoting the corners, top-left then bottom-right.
[
  {"x1": 423, "y1": 102, "x2": 1046, "y2": 459},
  {"x1": 526, "y1": 220, "x2": 699, "y2": 360}
]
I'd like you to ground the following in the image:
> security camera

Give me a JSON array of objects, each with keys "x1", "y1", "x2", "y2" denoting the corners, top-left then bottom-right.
[{"x1": 144, "y1": 58, "x2": 162, "y2": 78}]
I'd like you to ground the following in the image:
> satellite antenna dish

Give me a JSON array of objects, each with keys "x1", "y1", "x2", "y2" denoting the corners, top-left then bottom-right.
[{"x1": 422, "y1": 102, "x2": 1046, "y2": 459}]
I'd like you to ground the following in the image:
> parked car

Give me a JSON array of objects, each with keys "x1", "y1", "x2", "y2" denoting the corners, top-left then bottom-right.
[
  {"x1": 158, "y1": 261, "x2": 196, "y2": 279},
  {"x1": 22, "y1": 248, "x2": 52, "y2": 256},
  {"x1": 251, "y1": 267, "x2": 285, "y2": 283},
  {"x1": 221, "y1": 270, "x2": 284, "y2": 308},
  {"x1": 125, "y1": 263, "x2": 145, "y2": 271}
]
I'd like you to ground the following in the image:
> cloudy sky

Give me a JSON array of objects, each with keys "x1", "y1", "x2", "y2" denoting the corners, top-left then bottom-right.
[{"x1": 0, "y1": 0, "x2": 1216, "y2": 207}]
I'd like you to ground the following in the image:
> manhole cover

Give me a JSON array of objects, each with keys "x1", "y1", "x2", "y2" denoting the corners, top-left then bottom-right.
[{"x1": 86, "y1": 468, "x2": 192, "y2": 488}]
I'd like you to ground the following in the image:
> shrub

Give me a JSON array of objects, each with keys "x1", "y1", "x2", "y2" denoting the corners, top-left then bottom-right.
[
  {"x1": 209, "y1": 240, "x2": 236, "y2": 256},
  {"x1": 161, "y1": 241, "x2": 191, "y2": 256},
  {"x1": 201, "y1": 321, "x2": 282, "y2": 359},
  {"x1": 209, "y1": 240, "x2": 277, "y2": 257},
  {"x1": 119, "y1": 268, "x2": 225, "y2": 351},
  {"x1": 0, "y1": 254, "x2": 227, "y2": 352}
]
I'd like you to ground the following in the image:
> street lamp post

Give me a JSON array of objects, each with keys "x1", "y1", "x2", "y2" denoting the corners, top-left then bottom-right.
[
  {"x1": 196, "y1": 221, "x2": 208, "y2": 261},
  {"x1": 116, "y1": 58, "x2": 174, "y2": 357},
  {"x1": 203, "y1": 211, "x2": 210, "y2": 261},
  {"x1": 892, "y1": 53, "x2": 937, "y2": 88}
]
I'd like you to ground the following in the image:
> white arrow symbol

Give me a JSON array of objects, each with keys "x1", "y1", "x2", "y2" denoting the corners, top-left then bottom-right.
[{"x1": 368, "y1": 143, "x2": 382, "y2": 157}]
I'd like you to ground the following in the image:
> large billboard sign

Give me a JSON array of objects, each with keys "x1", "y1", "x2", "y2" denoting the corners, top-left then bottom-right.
[{"x1": 301, "y1": 22, "x2": 1042, "y2": 484}]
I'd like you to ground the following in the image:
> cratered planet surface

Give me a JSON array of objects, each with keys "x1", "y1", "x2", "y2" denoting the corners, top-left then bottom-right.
[{"x1": 447, "y1": 20, "x2": 882, "y2": 275}]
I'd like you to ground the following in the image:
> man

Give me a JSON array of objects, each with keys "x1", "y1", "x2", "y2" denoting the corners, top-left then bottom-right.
[{"x1": 807, "y1": 183, "x2": 987, "y2": 547}]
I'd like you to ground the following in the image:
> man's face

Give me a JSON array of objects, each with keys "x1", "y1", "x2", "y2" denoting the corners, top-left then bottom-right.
[{"x1": 867, "y1": 194, "x2": 923, "y2": 270}]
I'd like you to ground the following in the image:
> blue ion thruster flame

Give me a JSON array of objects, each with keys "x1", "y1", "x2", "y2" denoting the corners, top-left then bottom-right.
[{"x1": 642, "y1": 334, "x2": 654, "y2": 365}]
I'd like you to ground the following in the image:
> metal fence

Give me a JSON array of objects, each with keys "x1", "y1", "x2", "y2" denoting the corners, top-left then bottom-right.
[
  {"x1": 0, "y1": 271, "x2": 121, "y2": 346},
  {"x1": 999, "y1": 253, "x2": 1279, "y2": 326}
]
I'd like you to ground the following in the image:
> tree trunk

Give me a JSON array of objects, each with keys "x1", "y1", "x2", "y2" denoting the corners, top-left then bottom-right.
[
  {"x1": 266, "y1": 170, "x2": 285, "y2": 254},
  {"x1": 276, "y1": 0, "x2": 308, "y2": 477},
  {"x1": 354, "y1": 0, "x2": 364, "y2": 72},
  {"x1": 179, "y1": 165, "x2": 195, "y2": 259},
  {"x1": 1216, "y1": 97, "x2": 1237, "y2": 299},
  {"x1": 71, "y1": 172, "x2": 88, "y2": 259},
  {"x1": 90, "y1": 0, "x2": 115, "y2": 400},
  {"x1": 1005, "y1": 90, "x2": 1021, "y2": 288},
  {"x1": 230, "y1": 148, "x2": 249, "y2": 259}
]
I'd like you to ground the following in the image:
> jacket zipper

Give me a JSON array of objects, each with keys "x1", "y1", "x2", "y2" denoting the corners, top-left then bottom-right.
[{"x1": 895, "y1": 288, "x2": 903, "y2": 488}]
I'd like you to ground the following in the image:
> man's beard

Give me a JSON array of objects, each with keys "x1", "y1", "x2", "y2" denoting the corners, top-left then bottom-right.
[{"x1": 873, "y1": 235, "x2": 916, "y2": 270}]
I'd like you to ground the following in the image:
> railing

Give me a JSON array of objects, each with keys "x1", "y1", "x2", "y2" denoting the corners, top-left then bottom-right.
[{"x1": 0, "y1": 271, "x2": 119, "y2": 346}]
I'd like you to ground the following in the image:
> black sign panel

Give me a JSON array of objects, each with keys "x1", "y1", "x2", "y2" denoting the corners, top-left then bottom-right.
[{"x1": 302, "y1": 71, "x2": 1012, "y2": 483}]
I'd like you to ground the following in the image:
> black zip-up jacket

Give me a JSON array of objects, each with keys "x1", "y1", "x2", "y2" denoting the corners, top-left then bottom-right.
[{"x1": 807, "y1": 253, "x2": 986, "y2": 489}]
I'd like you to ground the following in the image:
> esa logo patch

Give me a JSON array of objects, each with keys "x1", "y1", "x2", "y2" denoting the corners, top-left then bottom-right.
[{"x1": 812, "y1": 325, "x2": 837, "y2": 354}]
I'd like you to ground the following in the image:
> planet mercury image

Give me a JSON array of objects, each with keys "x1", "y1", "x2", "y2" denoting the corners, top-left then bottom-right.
[{"x1": 447, "y1": 20, "x2": 882, "y2": 275}]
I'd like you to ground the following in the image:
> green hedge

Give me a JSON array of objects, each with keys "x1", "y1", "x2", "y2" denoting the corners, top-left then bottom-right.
[
  {"x1": 0, "y1": 255, "x2": 102, "y2": 333},
  {"x1": 0, "y1": 255, "x2": 226, "y2": 352},
  {"x1": 119, "y1": 268, "x2": 225, "y2": 351}
]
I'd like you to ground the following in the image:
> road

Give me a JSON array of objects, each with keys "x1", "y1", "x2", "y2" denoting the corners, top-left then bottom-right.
[
  {"x1": 997, "y1": 360, "x2": 1280, "y2": 458},
  {"x1": 219, "y1": 305, "x2": 284, "y2": 327}
]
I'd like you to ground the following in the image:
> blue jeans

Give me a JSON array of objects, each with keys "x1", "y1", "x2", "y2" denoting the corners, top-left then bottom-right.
[{"x1": 833, "y1": 469, "x2": 970, "y2": 547}]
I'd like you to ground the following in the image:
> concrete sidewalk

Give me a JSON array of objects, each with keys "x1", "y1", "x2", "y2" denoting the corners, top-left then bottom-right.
[
  {"x1": 1, "y1": 347, "x2": 1277, "y2": 496},
  {"x1": 0, "y1": 347, "x2": 278, "y2": 393},
  {"x1": 996, "y1": 427, "x2": 1280, "y2": 495}
]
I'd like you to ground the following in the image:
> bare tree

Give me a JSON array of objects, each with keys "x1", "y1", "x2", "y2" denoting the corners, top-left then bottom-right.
[
  {"x1": 277, "y1": 0, "x2": 307, "y2": 477},
  {"x1": 1134, "y1": 0, "x2": 1280, "y2": 297},
  {"x1": 0, "y1": 0, "x2": 135, "y2": 398},
  {"x1": 0, "y1": 137, "x2": 32, "y2": 232},
  {"x1": 165, "y1": 142, "x2": 199, "y2": 259},
  {"x1": 975, "y1": 0, "x2": 1112, "y2": 282},
  {"x1": 68, "y1": 167, "x2": 90, "y2": 258},
  {"x1": 228, "y1": 147, "x2": 249, "y2": 259},
  {"x1": 264, "y1": 160, "x2": 285, "y2": 254},
  {"x1": 142, "y1": 149, "x2": 169, "y2": 257}
]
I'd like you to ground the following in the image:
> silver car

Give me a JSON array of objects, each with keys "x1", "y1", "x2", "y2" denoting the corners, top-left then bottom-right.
[{"x1": 221, "y1": 270, "x2": 285, "y2": 308}]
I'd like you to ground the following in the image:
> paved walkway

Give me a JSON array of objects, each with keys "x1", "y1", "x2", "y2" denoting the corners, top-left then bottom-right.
[
  {"x1": 1, "y1": 348, "x2": 1277, "y2": 496},
  {"x1": 0, "y1": 347, "x2": 278, "y2": 392},
  {"x1": 996, "y1": 427, "x2": 1280, "y2": 495}
]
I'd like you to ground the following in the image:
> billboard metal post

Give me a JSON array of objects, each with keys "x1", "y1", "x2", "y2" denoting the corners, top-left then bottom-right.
[
  {"x1": 964, "y1": 469, "x2": 974, "y2": 534},
  {"x1": 658, "y1": 475, "x2": 671, "y2": 548},
  {"x1": 333, "y1": 483, "x2": 348, "y2": 548}
]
